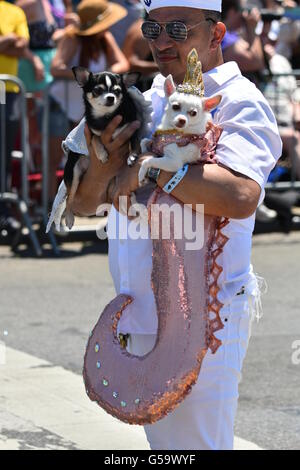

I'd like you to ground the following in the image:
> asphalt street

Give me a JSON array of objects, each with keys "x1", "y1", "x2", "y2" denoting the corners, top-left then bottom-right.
[{"x1": 0, "y1": 230, "x2": 300, "y2": 450}]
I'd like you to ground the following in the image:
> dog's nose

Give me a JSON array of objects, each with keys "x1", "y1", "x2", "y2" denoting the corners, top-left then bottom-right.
[
  {"x1": 175, "y1": 118, "x2": 186, "y2": 129},
  {"x1": 106, "y1": 95, "x2": 115, "y2": 106}
]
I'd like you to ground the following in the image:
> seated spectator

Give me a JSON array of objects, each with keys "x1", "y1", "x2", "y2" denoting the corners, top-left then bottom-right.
[
  {"x1": 122, "y1": 16, "x2": 158, "y2": 92},
  {"x1": 261, "y1": 19, "x2": 300, "y2": 181},
  {"x1": 0, "y1": 0, "x2": 29, "y2": 240},
  {"x1": 276, "y1": 17, "x2": 300, "y2": 63},
  {"x1": 256, "y1": 14, "x2": 300, "y2": 228},
  {"x1": 221, "y1": 0, "x2": 265, "y2": 85},
  {"x1": 48, "y1": 0, "x2": 129, "y2": 201},
  {"x1": 258, "y1": 189, "x2": 300, "y2": 231}
]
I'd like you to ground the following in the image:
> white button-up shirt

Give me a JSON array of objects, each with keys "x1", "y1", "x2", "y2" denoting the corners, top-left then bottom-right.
[{"x1": 107, "y1": 61, "x2": 282, "y2": 335}]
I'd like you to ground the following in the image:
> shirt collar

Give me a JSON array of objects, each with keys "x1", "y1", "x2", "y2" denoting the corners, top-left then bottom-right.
[
  {"x1": 203, "y1": 61, "x2": 241, "y2": 90},
  {"x1": 151, "y1": 61, "x2": 241, "y2": 94}
]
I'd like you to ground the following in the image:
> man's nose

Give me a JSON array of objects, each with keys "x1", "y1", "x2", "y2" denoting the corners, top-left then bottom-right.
[{"x1": 153, "y1": 28, "x2": 174, "y2": 50}]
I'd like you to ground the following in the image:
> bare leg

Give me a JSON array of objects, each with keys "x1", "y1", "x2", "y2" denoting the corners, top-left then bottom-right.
[
  {"x1": 49, "y1": 136, "x2": 64, "y2": 202},
  {"x1": 280, "y1": 128, "x2": 300, "y2": 180},
  {"x1": 65, "y1": 158, "x2": 89, "y2": 229},
  {"x1": 294, "y1": 131, "x2": 300, "y2": 180}
]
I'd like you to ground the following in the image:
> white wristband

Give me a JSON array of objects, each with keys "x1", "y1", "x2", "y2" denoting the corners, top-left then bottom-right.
[{"x1": 162, "y1": 164, "x2": 189, "y2": 194}]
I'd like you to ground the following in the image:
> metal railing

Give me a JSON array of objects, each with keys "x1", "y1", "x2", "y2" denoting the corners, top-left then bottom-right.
[{"x1": 0, "y1": 75, "x2": 42, "y2": 256}]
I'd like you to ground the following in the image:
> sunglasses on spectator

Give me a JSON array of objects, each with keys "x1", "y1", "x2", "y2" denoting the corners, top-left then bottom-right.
[{"x1": 141, "y1": 19, "x2": 216, "y2": 42}]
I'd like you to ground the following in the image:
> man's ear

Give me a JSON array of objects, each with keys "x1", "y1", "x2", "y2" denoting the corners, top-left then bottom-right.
[
  {"x1": 122, "y1": 72, "x2": 141, "y2": 88},
  {"x1": 210, "y1": 22, "x2": 226, "y2": 50},
  {"x1": 203, "y1": 95, "x2": 222, "y2": 112},
  {"x1": 72, "y1": 66, "x2": 90, "y2": 87},
  {"x1": 164, "y1": 75, "x2": 176, "y2": 97}
]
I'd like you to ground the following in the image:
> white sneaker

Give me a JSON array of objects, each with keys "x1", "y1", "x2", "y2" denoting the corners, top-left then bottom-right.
[{"x1": 256, "y1": 204, "x2": 277, "y2": 222}]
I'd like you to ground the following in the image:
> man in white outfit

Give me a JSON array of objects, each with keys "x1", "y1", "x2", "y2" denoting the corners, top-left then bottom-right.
[{"x1": 72, "y1": 0, "x2": 282, "y2": 450}]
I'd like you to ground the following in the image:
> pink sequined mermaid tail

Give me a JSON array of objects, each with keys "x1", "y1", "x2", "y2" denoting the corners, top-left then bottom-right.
[{"x1": 83, "y1": 187, "x2": 229, "y2": 425}]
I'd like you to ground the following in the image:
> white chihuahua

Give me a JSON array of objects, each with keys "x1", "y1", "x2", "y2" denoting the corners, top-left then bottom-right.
[{"x1": 138, "y1": 74, "x2": 222, "y2": 185}]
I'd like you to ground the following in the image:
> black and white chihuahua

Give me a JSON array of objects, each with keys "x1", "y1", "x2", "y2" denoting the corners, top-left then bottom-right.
[{"x1": 63, "y1": 67, "x2": 141, "y2": 229}]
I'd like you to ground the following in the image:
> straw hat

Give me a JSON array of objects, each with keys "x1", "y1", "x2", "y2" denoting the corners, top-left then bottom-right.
[{"x1": 68, "y1": 0, "x2": 127, "y2": 36}]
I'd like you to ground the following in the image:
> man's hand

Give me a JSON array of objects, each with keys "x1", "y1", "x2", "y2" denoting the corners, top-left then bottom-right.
[
  {"x1": 1, "y1": 33, "x2": 17, "y2": 44},
  {"x1": 100, "y1": 114, "x2": 141, "y2": 163},
  {"x1": 32, "y1": 54, "x2": 45, "y2": 81},
  {"x1": 242, "y1": 7, "x2": 261, "y2": 32},
  {"x1": 72, "y1": 116, "x2": 140, "y2": 216},
  {"x1": 0, "y1": 33, "x2": 17, "y2": 53},
  {"x1": 3, "y1": 36, "x2": 28, "y2": 57},
  {"x1": 85, "y1": 115, "x2": 140, "y2": 175},
  {"x1": 108, "y1": 154, "x2": 155, "y2": 217}
]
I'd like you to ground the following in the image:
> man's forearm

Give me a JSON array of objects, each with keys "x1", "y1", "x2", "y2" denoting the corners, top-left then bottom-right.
[
  {"x1": 72, "y1": 158, "x2": 126, "y2": 216},
  {"x1": 0, "y1": 37, "x2": 11, "y2": 53},
  {"x1": 23, "y1": 47, "x2": 37, "y2": 63},
  {"x1": 248, "y1": 36, "x2": 264, "y2": 67},
  {"x1": 4, "y1": 43, "x2": 28, "y2": 58},
  {"x1": 156, "y1": 163, "x2": 260, "y2": 219},
  {"x1": 72, "y1": 165, "x2": 110, "y2": 217},
  {"x1": 4, "y1": 48, "x2": 25, "y2": 57}
]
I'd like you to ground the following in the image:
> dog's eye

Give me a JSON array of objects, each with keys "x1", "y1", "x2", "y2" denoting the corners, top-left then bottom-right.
[
  {"x1": 188, "y1": 109, "x2": 197, "y2": 117},
  {"x1": 92, "y1": 88, "x2": 104, "y2": 97},
  {"x1": 172, "y1": 103, "x2": 181, "y2": 111}
]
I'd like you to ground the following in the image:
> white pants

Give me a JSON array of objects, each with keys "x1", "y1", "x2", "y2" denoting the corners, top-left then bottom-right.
[{"x1": 126, "y1": 292, "x2": 252, "y2": 450}]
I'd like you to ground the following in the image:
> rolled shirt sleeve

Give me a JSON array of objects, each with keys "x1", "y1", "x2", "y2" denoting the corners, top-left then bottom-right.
[{"x1": 215, "y1": 96, "x2": 283, "y2": 206}]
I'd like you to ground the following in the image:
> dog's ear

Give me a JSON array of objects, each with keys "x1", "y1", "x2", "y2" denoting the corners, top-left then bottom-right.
[
  {"x1": 122, "y1": 72, "x2": 141, "y2": 88},
  {"x1": 72, "y1": 66, "x2": 91, "y2": 87},
  {"x1": 203, "y1": 95, "x2": 222, "y2": 112},
  {"x1": 164, "y1": 75, "x2": 176, "y2": 97}
]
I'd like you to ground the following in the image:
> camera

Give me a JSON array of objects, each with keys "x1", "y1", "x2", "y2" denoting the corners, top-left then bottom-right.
[
  {"x1": 242, "y1": 2, "x2": 285, "y2": 22},
  {"x1": 260, "y1": 9, "x2": 284, "y2": 22}
]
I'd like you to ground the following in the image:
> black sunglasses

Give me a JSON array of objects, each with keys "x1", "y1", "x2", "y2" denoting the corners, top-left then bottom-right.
[{"x1": 141, "y1": 19, "x2": 216, "y2": 42}]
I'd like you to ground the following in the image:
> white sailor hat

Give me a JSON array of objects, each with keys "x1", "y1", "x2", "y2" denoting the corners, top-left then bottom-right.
[{"x1": 142, "y1": 0, "x2": 222, "y2": 13}]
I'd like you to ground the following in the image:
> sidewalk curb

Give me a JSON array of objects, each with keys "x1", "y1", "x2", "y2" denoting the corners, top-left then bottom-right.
[{"x1": 0, "y1": 347, "x2": 263, "y2": 450}]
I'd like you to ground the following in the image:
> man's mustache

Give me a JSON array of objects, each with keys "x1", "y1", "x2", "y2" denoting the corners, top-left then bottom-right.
[{"x1": 155, "y1": 51, "x2": 178, "y2": 59}]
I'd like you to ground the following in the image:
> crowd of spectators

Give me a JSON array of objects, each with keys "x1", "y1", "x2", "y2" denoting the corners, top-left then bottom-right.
[
  {"x1": 221, "y1": 0, "x2": 300, "y2": 227},
  {"x1": 1, "y1": 0, "x2": 300, "y2": 242}
]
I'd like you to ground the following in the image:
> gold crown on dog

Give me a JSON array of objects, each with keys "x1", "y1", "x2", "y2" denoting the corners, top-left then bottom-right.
[{"x1": 176, "y1": 48, "x2": 205, "y2": 97}]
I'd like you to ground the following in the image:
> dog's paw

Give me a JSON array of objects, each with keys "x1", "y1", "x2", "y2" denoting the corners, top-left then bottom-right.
[
  {"x1": 92, "y1": 137, "x2": 108, "y2": 163},
  {"x1": 98, "y1": 146, "x2": 108, "y2": 163},
  {"x1": 65, "y1": 210, "x2": 75, "y2": 230},
  {"x1": 138, "y1": 165, "x2": 149, "y2": 186},
  {"x1": 130, "y1": 192, "x2": 137, "y2": 206},
  {"x1": 140, "y1": 138, "x2": 151, "y2": 153},
  {"x1": 100, "y1": 152, "x2": 108, "y2": 164},
  {"x1": 140, "y1": 177, "x2": 150, "y2": 187}
]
